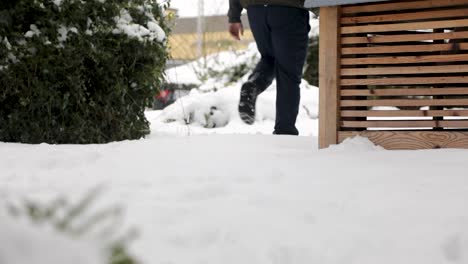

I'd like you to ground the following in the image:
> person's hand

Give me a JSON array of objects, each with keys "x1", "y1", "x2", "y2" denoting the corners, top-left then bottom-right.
[{"x1": 229, "y1": 23, "x2": 244, "y2": 40}]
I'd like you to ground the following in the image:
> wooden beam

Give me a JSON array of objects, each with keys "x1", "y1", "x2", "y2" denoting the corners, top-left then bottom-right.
[
  {"x1": 341, "y1": 53, "x2": 468, "y2": 65},
  {"x1": 341, "y1": 110, "x2": 468, "y2": 117},
  {"x1": 341, "y1": 120, "x2": 468, "y2": 128},
  {"x1": 341, "y1": 76, "x2": 468, "y2": 86},
  {"x1": 341, "y1": 8, "x2": 468, "y2": 25},
  {"x1": 341, "y1": 98, "x2": 468, "y2": 107},
  {"x1": 341, "y1": 43, "x2": 468, "y2": 55},
  {"x1": 341, "y1": 0, "x2": 468, "y2": 14},
  {"x1": 341, "y1": 65, "x2": 468, "y2": 76},
  {"x1": 319, "y1": 6, "x2": 341, "y2": 149},
  {"x1": 338, "y1": 131, "x2": 468, "y2": 150},
  {"x1": 342, "y1": 18, "x2": 468, "y2": 34},
  {"x1": 341, "y1": 87, "x2": 468, "y2": 96},
  {"x1": 342, "y1": 31, "x2": 468, "y2": 45}
]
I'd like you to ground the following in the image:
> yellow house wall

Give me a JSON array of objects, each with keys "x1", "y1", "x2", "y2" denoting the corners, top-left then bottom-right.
[{"x1": 168, "y1": 30, "x2": 254, "y2": 61}]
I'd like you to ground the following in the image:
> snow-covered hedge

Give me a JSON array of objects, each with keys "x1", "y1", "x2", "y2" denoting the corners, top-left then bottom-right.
[
  {"x1": 0, "y1": 0, "x2": 170, "y2": 144},
  {"x1": 304, "y1": 36, "x2": 318, "y2": 87}
]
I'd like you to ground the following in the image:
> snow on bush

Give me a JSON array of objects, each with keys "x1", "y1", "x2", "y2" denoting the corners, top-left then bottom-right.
[
  {"x1": 113, "y1": 8, "x2": 166, "y2": 42},
  {"x1": 165, "y1": 43, "x2": 260, "y2": 89},
  {"x1": 0, "y1": 0, "x2": 170, "y2": 144}
]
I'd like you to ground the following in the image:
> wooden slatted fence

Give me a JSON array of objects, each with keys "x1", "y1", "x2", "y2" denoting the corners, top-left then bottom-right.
[{"x1": 320, "y1": 0, "x2": 468, "y2": 149}]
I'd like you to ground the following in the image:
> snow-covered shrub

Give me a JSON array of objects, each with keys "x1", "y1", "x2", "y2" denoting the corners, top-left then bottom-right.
[
  {"x1": 0, "y1": 0, "x2": 170, "y2": 144},
  {"x1": 5, "y1": 189, "x2": 139, "y2": 264},
  {"x1": 160, "y1": 79, "x2": 318, "y2": 129},
  {"x1": 304, "y1": 36, "x2": 319, "y2": 87},
  {"x1": 193, "y1": 45, "x2": 259, "y2": 91}
]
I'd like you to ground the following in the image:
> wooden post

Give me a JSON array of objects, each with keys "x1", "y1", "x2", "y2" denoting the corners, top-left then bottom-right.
[{"x1": 319, "y1": 6, "x2": 341, "y2": 149}]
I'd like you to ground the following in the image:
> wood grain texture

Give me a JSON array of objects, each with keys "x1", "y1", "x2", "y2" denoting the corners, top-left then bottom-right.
[
  {"x1": 341, "y1": 65, "x2": 468, "y2": 76},
  {"x1": 341, "y1": 43, "x2": 468, "y2": 55},
  {"x1": 341, "y1": 87, "x2": 468, "y2": 96},
  {"x1": 342, "y1": 18, "x2": 468, "y2": 34},
  {"x1": 341, "y1": 110, "x2": 468, "y2": 117},
  {"x1": 341, "y1": 8, "x2": 468, "y2": 24},
  {"x1": 338, "y1": 131, "x2": 468, "y2": 149},
  {"x1": 319, "y1": 6, "x2": 341, "y2": 149},
  {"x1": 341, "y1": 76, "x2": 468, "y2": 86},
  {"x1": 341, "y1": 120, "x2": 468, "y2": 128},
  {"x1": 342, "y1": 31, "x2": 468, "y2": 45},
  {"x1": 341, "y1": 54, "x2": 468, "y2": 65},
  {"x1": 341, "y1": 0, "x2": 468, "y2": 14},
  {"x1": 341, "y1": 98, "x2": 468, "y2": 107}
]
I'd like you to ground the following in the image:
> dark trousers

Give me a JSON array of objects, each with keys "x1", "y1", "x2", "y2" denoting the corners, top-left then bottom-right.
[{"x1": 247, "y1": 5, "x2": 310, "y2": 135}]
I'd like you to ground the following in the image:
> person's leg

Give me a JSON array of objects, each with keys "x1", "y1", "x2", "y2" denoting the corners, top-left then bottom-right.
[
  {"x1": 247, "y1": 56, "x2": 275, "y2": 93},
  {"x1": 239, "y1": 5, "x2": 276, "y2": 124},
  {"x1": 247, "y1": 5, "x2": 275, "y2": 91},
  {"x1": 268, "y1": 6, "x2": 310, "y2": 135}
]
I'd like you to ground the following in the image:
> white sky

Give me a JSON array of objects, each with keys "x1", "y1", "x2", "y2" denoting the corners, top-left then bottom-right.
[{"x1": 169, "y1": 0, "x2": 229, "y2": 17}]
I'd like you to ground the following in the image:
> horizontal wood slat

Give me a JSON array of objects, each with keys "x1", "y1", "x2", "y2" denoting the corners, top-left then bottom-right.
[
  {"x1": 341, "y1": 8, "x2": 468, "y2": 24},
  {"x1": 342, "y1": 31, "x2": 468, "y2": 45},
  {"x1": 341, "y1": 0, "x2": 468, "y2": 14},
  {"x1": 341, "y1": 43, "x2": 468, "y2": 55},
  {"x1": 341, "y1": 120, "x2": 468, "y2": 128},
  {"x1": 341, "y1": 65, "x2": 468, "y2": 76},
  {"x1": 341, "y1": 54, "x2": 468, "y2": 65},
  {"x1": 341, "y1": 76, "x2": 468, "y2": 86},
  {"x1": 341, "y1": 110, "x2": 468, "y2": 117},
  {"x1": 341, "y1": 98, "x2": 468, "y2": 107},
  {"x1": 342, "y1": 19, "x2": 468, "y2": 34},
  {"x1": 338, "y1": 131, "x2": 468, "y2": 149},
  {"x1": 341, "y1": 87, "x2": 468, "y2": 96}
]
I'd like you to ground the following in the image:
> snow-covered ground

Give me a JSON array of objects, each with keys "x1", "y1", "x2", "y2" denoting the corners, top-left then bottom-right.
[
  {"x1": 0, "y1": 213, "x2": 104, "y2": 264},
  {"x1": 150, "y1": 80, "x2": 318, "y2": 136}
]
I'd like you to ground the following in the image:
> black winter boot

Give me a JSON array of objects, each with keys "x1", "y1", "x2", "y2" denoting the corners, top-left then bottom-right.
[{"x1": 238, "y1": 81, "x2": 258, "y2": 125}]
